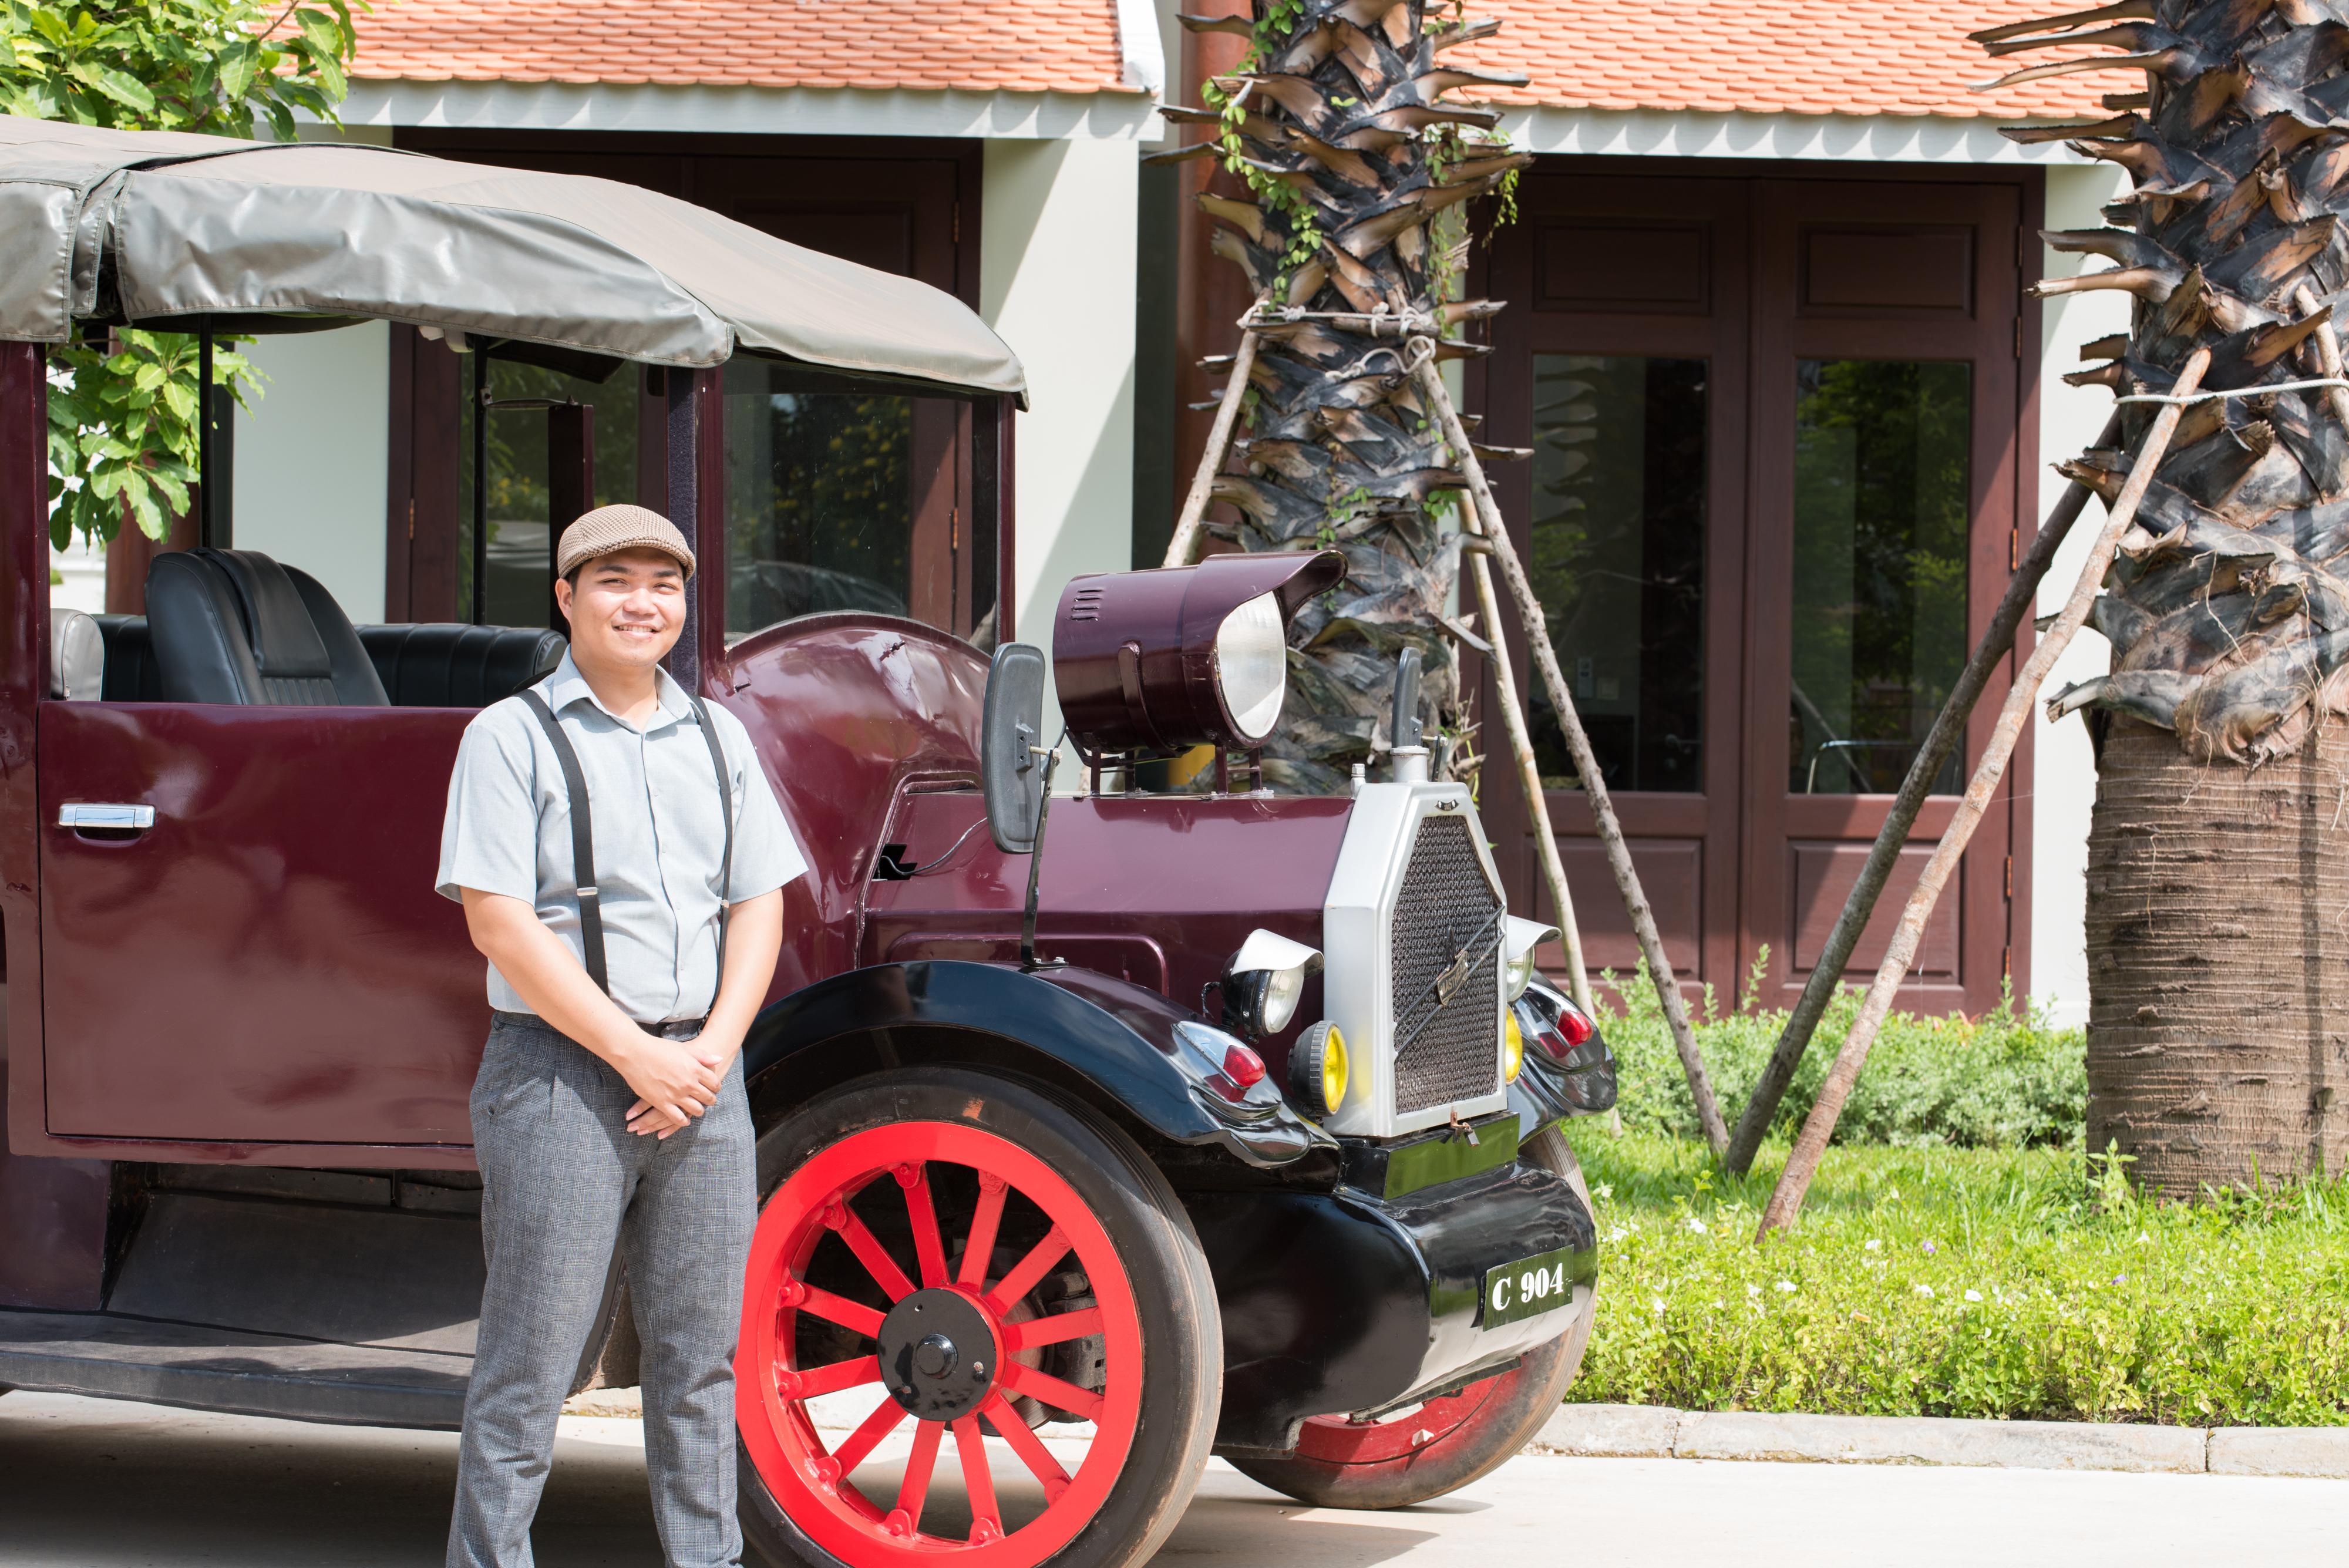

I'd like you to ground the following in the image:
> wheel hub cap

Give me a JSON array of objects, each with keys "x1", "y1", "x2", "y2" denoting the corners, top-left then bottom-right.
[{"x1": 877, "y1": 1287, "x2": 998, "y2": 1421}]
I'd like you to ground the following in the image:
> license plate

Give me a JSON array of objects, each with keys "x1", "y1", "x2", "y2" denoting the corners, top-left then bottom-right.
[{"x1": 1482, "y1": 1246, "x2": 1576, "y2": 1329}]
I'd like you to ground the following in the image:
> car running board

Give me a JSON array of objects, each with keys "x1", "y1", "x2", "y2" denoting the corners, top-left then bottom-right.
[{"x1": 0, "y1": 1308, "x2": 468, "y2": 1429}]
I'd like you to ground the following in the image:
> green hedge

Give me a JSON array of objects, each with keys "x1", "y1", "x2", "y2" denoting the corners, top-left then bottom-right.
[
  {"x1": 1565, "y1": 1132, "x2": 2349, "y2": 1426},
  {"x1": 1598, "y1": 966, "x2": 2085, "y2": 1149}
]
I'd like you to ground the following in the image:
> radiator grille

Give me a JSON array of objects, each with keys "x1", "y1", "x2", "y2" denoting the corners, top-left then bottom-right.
[{"x1": 1388, "y1": 813, "x2": 1503, "y2": 1115}]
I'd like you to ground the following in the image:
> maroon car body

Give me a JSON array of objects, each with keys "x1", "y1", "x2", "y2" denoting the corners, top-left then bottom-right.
[{"x1": 0, "y1": 123, "x2": 1610, "y2": 1568}]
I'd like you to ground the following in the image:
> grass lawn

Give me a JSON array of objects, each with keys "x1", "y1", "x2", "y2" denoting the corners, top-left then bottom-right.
[{"x1": 1563, "y1": 1129, "x2": 2349, "y2": 1426}]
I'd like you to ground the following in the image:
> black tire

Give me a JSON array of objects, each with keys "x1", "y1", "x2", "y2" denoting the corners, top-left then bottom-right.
[
  {"x1": 738, "y1": 1066, "x2": 1221, "y2": 1568},
  {"x1": 1226, "y1": 1125, "x2": 1596, "y2": 1509}
]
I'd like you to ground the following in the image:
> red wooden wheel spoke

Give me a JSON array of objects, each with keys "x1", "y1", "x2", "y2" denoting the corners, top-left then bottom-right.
[
  {"x1": 981, "y1": 1394, "x2": 1073, "y2": 1504},
  {"x1": 957, "y1": 1175, "x2": 1008, "y2": 1288},
  {"x1": 995, "y1": 1361, "x2": 1104, "y2": 1423},
  {"x1": 1002, "y1": 1305, "x2": 1102, "y2": 1354},
  {"x1": 951, "y1": 1414, "x2": 1000, "y2": 1541},
  {"x1": 791, "y1": 1354, "x2": 882, "y2": 1401},
  {"x1": 983, "y1": 1226, "x2": 1071, "y2": 1316},
  {"x1": 741, "y1": 1121, "x2": 1145, "y2": 1566},
  {"x1": 830, "y1": 1396, "x2": 909, "y2": 1476},
  {"x1": 832, "y1": 1204, "x2": 917, "y2": 1303},
  {"x1": 900, "y1": 1163, "x2": 949, "y2": 1288},
  {"x1": 894, "y1": 1418, "x2": 944, "y2": 1533},
  {"x1": 795, "y1": 1283, "x2": 886, "y2": 1340}
]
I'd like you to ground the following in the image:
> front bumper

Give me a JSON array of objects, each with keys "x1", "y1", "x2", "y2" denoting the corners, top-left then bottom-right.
[{"x1": 1186, "y1": 1123, "x2": 1597, "y2": 1455}]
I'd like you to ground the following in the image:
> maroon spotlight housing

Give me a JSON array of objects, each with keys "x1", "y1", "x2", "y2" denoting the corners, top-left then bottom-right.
[{"x1": 1052, "y1": 549, "x2": 1345, "y2": 759}]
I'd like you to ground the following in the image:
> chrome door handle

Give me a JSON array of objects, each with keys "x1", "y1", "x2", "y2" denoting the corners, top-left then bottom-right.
[{"x1": 58, "y1": 803, "x2": 156, "y2": 830}]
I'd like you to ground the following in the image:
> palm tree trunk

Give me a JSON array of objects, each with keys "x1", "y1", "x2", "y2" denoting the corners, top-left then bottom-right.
[
  {"x1": 1976, "y1": 0, "x2": 2349, "y2": 1195},
  {"x1": 2086, "y1": 719, "x2": 2348, "y2": 1195},
  {"x1": 1160, "y1": 0, "x2": 1529, "y2": 792}
]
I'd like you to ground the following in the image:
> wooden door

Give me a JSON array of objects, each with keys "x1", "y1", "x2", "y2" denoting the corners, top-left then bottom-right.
[
  {"x1": 1485, "y1": 166, "x2": 2032, "y2": 1017},
  {"x1": 1742, "y1": 180, "x2": 2025, "y2": 1015},
  {"x1": 1482, "y1": 174, "x2": 1753, "y2": 997}
]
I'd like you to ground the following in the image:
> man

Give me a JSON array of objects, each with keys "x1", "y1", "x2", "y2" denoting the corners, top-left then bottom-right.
[{"x1": 436, "y1": 503, "x2": 803, "y2": 1568}]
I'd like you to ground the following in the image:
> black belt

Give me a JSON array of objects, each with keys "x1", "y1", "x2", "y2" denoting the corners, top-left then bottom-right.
[{"x1": 492, "y1": 1009, "x2": 706, "y2": 1041}]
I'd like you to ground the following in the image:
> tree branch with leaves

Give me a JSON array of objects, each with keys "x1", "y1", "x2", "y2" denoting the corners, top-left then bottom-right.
[{"x1": 2, "y1": 0, "x2": 362, "y2": 547}]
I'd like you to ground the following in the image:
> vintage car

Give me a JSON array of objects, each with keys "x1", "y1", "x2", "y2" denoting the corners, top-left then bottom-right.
[{"x1": 0, "y1": 116, "x2": 1614, "y2": 1568}]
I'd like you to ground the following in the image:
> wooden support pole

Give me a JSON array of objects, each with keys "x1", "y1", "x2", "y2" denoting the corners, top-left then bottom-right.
[
  {"x1": 1721, "y1": 409, "x2": 2126, "y2": 1176},
  {"x1": 1163, "y1": 301, "x2": 1268, "y2": 570},
  {"x1": 1463, "y1": 537, "x2": 1595, "y2": 1015},
  {"x1": 1755, "y1": 346, "x2": 2212, "y2": 1238},
  {"x1": 1414, "y1": 355, "x2": 1729, "y2": 1152}
]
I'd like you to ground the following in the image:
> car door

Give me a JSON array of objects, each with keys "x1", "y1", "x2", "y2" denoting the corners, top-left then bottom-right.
[{"x1": 38, "y1": 699, "x2": 484, "y2": 1144}]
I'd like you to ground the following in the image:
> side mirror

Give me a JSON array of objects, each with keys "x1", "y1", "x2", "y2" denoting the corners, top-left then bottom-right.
[{"x1": 982, "y1": 642, "x2": 1049, "y2": 853}]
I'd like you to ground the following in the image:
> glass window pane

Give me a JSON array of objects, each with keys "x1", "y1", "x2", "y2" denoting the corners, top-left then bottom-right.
[
  {"x1": 1529, "y1": 355, "x2": 1708, "y2": 793},
  {"x1": 722, "y1": 359, "x2": 976, "y2": 645},
  {"x1": 460, "y1": 357, "x2": 640, "y2": 630},
  {"x1": 1789, "y1": 359, "x2": 1971, "y2": 795}
]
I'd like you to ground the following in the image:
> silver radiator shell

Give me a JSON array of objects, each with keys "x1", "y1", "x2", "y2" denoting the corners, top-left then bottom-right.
[{"x1": 1319, "y1": 780, "x2": 1510, "y2": 1137}]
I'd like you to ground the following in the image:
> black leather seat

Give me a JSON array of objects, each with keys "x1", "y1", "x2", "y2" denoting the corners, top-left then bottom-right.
[
  {"x1": 146, "y1": 549, "x2": 389, "y2": 705},
  {"x1": 96, "y1": 614, "x2": 564, "y2": 708},
  {"x1": 358, "y1": 624, "x2": 566, "y2": 708}
]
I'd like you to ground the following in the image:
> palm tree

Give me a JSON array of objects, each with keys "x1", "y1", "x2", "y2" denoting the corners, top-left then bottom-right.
[
  {"x1": 1978, "y1": 0, "x2": 2349, "y2": 1196},
  {"x1": 1159, "y1": 0, "x2": 1529, "y2": 792}
]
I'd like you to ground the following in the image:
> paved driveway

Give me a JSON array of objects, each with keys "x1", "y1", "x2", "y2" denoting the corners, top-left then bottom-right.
[{"x1": 3, "y1": 1390, "x2": 2343, "y2": 1567}]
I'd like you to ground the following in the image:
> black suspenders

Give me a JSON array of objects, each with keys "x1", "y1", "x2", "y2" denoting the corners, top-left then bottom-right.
[{"x1": 517, "y1": 689, "x2": 735, "y2": 1004}]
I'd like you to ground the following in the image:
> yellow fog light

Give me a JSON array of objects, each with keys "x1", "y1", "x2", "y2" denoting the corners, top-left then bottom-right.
[
  {"x1": 1291, "y1": 1020, "x2": 1348, "y2": 1117},
  {"x1": 1503, "y1": 1008, "x2": 1525, "y2": 1082}
]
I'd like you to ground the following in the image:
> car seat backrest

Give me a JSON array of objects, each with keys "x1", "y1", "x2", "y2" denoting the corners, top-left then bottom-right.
[
  {"x1": 146, "y1": 549, "x2": 389, "y2": 706},
  {"x1": 48, "y1": 608, "x2": 105, "y2": 701}
]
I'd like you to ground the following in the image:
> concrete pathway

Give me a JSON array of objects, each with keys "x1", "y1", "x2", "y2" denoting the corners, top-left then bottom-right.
[{"x1": 2, "y1": 1389, "x2": 2344, "y2": 1567}]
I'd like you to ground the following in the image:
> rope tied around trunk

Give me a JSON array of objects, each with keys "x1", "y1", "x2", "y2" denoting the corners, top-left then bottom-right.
[{"x1": 2116, "y1": 376, "x2": 2349, "y2": 405}]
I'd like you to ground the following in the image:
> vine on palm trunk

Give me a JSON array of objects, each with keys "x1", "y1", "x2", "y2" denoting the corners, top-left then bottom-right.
[{"x1": 1163, "y1": 0, "x2": 1532, "y2": 790}]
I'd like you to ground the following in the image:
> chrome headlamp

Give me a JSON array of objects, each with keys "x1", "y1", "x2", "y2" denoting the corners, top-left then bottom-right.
[
  {"x1": 1219, "y1": 928, "x2": 1323, "y2": 1038},
  {"x1": 1502, "y1": 914, "x2": 1560, "y2": 1001}
]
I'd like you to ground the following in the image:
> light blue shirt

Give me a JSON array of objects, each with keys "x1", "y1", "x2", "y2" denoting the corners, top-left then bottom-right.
[{"x1": 436, "y1": 652, "x2": 806, "y2": 1022}]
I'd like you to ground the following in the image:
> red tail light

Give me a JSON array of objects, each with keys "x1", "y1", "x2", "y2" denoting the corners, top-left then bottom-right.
[
  {"x1": 1556, "y1": 1002, "x2": 1595, "y2": 1047},
  {"x1": 1223, "y1": 1043, "x2": 1267, "y2": 1088}
]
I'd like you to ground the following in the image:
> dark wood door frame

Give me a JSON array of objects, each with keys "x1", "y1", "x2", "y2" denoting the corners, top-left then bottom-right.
[{"x1": 1479, "y1": 156, "x2": 2044, "y2": 1017}]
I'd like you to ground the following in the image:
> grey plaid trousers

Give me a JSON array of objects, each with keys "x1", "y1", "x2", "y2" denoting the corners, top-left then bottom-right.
[{"x1": 447, "y1": 1013, "x2": 756, "y2": 1568}]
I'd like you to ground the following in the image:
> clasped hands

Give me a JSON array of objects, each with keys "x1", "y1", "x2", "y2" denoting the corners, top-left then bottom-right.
[{"x1": 620, "y1": 1030, "x2": 736, "y2": 1139}]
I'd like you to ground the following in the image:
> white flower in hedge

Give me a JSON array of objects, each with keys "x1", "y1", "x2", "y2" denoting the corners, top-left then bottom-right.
[
  {"x1": 1914, "y1": 1284, "x2": 1935, "y2": 1298},
  {"x1": 1746, "y1": 1283, "x2": 1762, "y2": 1299},
  {"x1": 1686, "y1": 1216, "x2": 1708, "y2": 1234},
  {"x1": 1650, "y1": 1296, "x2": 1667, "y2": 1315},
  {"x1": 1964, "y1": 1289, "x2": 1983, "y2": 1303},
  {"x1": 1864, "y1": 1239, "x2": 1882, "y2": 1251},
  {"x1": 1775, "y1": 1280, "x2": 1797, "y2": 1294}
]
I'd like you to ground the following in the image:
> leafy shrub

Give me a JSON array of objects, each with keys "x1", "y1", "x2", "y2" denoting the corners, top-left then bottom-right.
[
  {"x1": 1600, "y1": 960, "x2": 2085, "y2": 1149},
  {"x1": 1566, "y1": 1132, "x2": 2349, "y2": 1426}
]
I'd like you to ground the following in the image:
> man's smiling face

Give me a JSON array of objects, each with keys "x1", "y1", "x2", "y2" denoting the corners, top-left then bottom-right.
[{"x1": 556, "y1": 546, "x2": 686, "y2": 674}]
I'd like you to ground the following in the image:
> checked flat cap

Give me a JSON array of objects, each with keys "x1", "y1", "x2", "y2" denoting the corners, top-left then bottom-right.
[{"x1": 557, "y1": 503, "x2": 696, "y2": 580}]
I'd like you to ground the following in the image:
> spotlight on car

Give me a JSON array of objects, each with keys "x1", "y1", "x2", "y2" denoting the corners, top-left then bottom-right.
[
  {"x1": 1503, "y1": 915, "x2": 1560, "y2": 1001},
  {"x1": 1219, "y1": 928, "x2": 1323, "y2": 1038},
  {"x1": 1052, "y1": 549, "x2": 1345, "y2": 759}
]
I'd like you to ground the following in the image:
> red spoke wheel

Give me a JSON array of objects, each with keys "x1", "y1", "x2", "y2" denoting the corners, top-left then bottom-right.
[
  {"x1": 1227, "y1": 1126, "x2": 1598, "y2": 1510},
  {"x1": 736, "y1": 1068, "x2": 1219, "y2": 1568}
]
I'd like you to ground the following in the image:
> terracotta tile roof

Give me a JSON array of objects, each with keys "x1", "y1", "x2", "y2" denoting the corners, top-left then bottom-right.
[
  {"x1": 1456, "y1": 0, "x2": 2113, "y2": 119},
  {"x1": 351, "y1": 0, "x2": 1135, "y2": 93}
]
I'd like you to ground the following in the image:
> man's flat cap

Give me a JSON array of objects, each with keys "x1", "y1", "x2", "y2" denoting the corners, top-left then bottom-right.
[{"x1": 557, "y1": 504, "x2": 696, "y2": 579}]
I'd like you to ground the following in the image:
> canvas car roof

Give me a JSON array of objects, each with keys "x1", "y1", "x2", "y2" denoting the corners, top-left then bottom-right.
[{"x1": 0, "y1": 115, "x2": 1025, "y2": 402}]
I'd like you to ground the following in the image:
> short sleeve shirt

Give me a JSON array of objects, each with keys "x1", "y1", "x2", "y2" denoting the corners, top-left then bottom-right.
[{"x1": 435, "y1": 652, "x2": 806, "y2": 1022}]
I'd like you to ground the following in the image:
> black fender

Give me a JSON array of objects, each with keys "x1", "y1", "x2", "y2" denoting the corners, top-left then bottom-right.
[{"x1": 741, "y1": 959, "x2": 1340, "y2": 1175}]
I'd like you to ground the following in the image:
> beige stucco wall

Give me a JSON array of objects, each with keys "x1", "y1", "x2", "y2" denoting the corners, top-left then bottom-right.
[
  {"x1": 981, "y1": 136, "x2": 1140, "y2": 763},
  {"x1": 2030, "y1": 159, "x2": 2135, "y2": 1028}
]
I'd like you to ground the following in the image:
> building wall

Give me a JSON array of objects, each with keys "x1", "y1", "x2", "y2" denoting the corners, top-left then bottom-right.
[
  {"x1": 231, "y1": 324, "x2": 393, "y2": 624},
  {"x1": 2028, "y1": 160, "x2": 2133, "y2": 1027},
  {"x1": 981, "y1": 137, "x2": 1140, "y2": 754}
]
